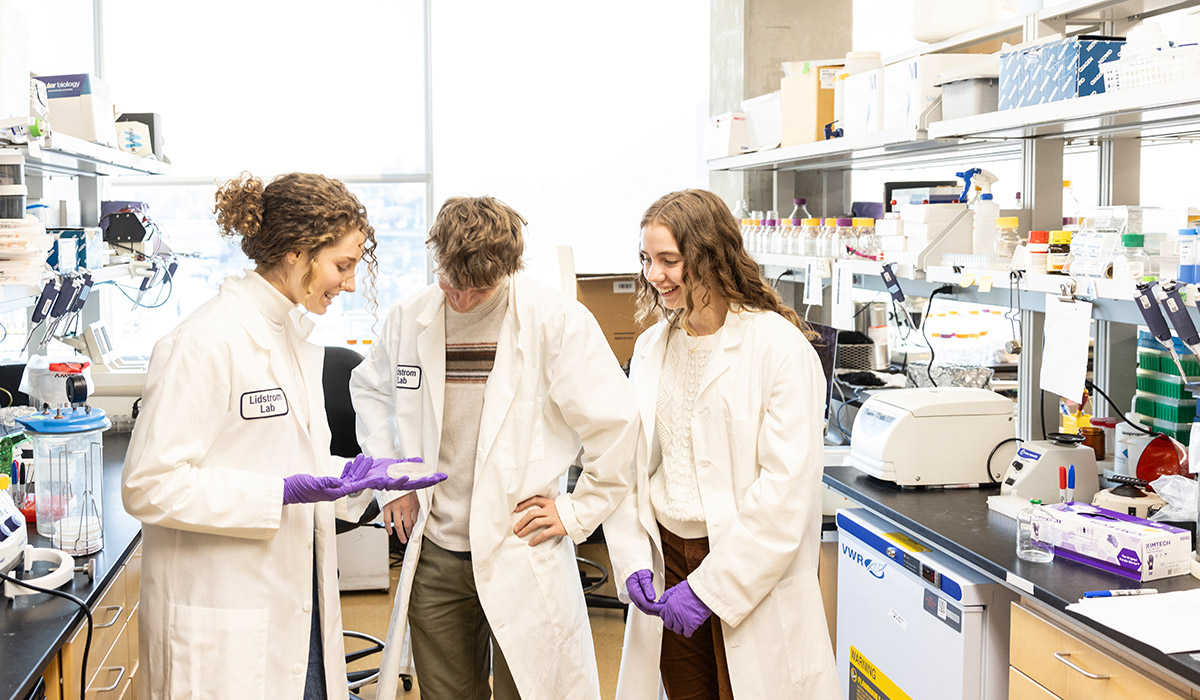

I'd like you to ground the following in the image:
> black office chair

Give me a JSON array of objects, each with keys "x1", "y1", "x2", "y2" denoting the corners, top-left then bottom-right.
[{"x1": 323, "y1": 346, "x2": 414, "y2": 696}]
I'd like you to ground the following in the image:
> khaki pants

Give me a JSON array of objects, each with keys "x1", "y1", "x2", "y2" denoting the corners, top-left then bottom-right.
[
  {"x1": 408, "y1": 538, "x2": 520, "y2": 700},
  {"x1": 658, "y1": 525, "x2": 734, "y2": 700}
]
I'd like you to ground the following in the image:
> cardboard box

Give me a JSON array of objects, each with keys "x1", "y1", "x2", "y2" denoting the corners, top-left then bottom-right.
[
  {"x1": 704, "y1": 111, "x2": 750, "y2": 159},
  {"x1": 38, "y1": 73, "x2": 115, "y2": 145},
  {"x1": 999, "y1": 36, "x2": 1124, "y2": 110},
  {"x1": 1032, "y1": 502, "x2": 1192, "y2": 581},
  {"x1": 841, "y1": 68, "x2": 884, "y2": 138},
  {"x1": 576, "y1": 274, "x2": 644, "y2": 367},
  {"x1": 884, "y1": 54, "x2": 972, "y2": 129},
  {"x1": 780, "y1": 61, "x2": 841, "y2": 147}
]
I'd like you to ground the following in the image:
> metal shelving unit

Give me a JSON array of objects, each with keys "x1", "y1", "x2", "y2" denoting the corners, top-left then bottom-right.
[
  {"x1": 19, "y1": 133, "x2": 170, "y2": 178},
  {"x1": 718, "y1": 0, "x2": 1200, "y2": 441}
]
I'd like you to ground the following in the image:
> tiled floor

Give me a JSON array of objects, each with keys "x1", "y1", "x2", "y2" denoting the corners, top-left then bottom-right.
[{"x1": 340, "y1": 542, "x2": 625, "y2": 699}]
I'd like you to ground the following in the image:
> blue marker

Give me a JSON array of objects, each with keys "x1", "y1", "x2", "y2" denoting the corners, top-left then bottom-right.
[
  {"x1": 1083, "y1": 589, "x2": 1158, "y2": 598},
  {"x1": 1067, "y1": 464, "x2": 1075, "y2": 503}
]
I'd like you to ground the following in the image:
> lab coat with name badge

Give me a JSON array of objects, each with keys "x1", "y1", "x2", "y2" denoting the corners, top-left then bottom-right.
[
  {"x1": 122, "y1": 272, "x2": 348, "y2": 700},
  {"x1": 350, "y1": 275, "x2": 639, "y2": 700},
  {"x1": 604, "y1": 309, "x2": 840, "y2": 699}
]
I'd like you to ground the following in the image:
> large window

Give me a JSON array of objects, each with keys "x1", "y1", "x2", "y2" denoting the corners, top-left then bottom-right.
[{"x1": 100, "y1": 0, "x2": 431, "y2": 353}]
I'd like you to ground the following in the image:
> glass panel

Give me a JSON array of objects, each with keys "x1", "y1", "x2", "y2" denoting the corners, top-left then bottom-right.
[
  {"x1": 101, "y1": 0, "x2": 427, "y2": 176},
  {"x1": 26, "y1": 1, "x2": 95, "y2": 76},
  {"x1": 101, "y1": 180, "x2": 427, "y2": 354}
]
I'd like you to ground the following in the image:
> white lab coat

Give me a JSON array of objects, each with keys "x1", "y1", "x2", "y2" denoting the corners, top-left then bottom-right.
[
  {"x1": 603, "y1": 308, "x2": 840, "y2": 699},
  {"x1": 122, "y1": 272, "x2": 348, "y2": 700},
  {"x1": 350, "y1": 274, "x2": 639, "y2": 700}
]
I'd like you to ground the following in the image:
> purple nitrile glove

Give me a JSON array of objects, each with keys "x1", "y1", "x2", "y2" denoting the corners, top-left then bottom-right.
[
  {"x1": 357, "y1": 471, "x2": 448, "y2": 492},
  {"x1": 658, "y1": 580, "x2": 713, "y2": 638},
  {"x1": 282, "y1": 474, "x2": 351, "y2": 505},
  {"x1": 626, "y1": 569, "x2": 664, "y2": 616},
  {"x1": 339, "y1": 454, "x2": 443, "y2": 493},
  {"x1": 341, "y1": 454, "x2": 423, "y2": 483}
]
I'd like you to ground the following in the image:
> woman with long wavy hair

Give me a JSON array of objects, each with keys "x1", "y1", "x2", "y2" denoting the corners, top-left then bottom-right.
[{"x1": 604, "y1": 189, "x2": 839, "y2": 699}]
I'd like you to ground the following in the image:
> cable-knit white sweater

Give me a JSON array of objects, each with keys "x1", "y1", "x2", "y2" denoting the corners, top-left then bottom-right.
[{"x1": 649, "y1": 326, "x2": 721, "y2": 539}]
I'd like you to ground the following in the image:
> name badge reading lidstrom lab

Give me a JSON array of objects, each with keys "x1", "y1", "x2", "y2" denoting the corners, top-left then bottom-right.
[
  {"x1": 396, "y1": 365, "x2": 422, "y2": 390},
  {"x1": 241, "y1": 388, "x2": 289, "y2": 419}
]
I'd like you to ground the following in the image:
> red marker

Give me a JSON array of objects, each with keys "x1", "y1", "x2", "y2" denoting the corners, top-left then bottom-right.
[{"x1": 1058, "y1": 466, "x2": 1068, "y2": 503}]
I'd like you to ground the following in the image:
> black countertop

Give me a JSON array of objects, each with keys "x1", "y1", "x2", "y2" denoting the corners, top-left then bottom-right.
[
  {"x1": 823, "y1": 465, "x2": 1200, "y2": 689},
  {"x1": 1, "y1": 432, "x2": 139, "y2": 700}
]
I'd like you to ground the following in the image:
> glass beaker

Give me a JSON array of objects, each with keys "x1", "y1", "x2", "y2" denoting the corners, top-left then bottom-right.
[{"x1": 17, "y1": 407, "x2": 111, "y2": 555}]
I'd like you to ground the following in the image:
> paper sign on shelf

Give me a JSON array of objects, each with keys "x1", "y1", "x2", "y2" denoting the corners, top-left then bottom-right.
[
  {"x1": 832, "y1": 261, "x2": 855, "y2": 329},
  {"x1": 803, "y1": 260, "x2": 824, "y2": 306},
  {"x1": 1040, "y1": 293, "x2": 1093, "y2": 401},
  {"x1": 978, "y1": 275, "x2": 993, "y2": 293},
  {"x1": 961, "y1": 273, "x2": 975, "y2": 287}
]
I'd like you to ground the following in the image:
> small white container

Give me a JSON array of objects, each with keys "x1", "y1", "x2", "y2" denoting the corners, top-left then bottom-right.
[
  {"x1": 0, "y1": 184, "x2": 27, "y2": 219},
  {"x1": 939, "y1": 77, "x2": 1000, "y2": 119},
  {"x1": 0, "y1": 151, "x2": 24, "y2": 186},
  {"x1": 740, "y1": 91, "x2": 782, "y2": 151}
]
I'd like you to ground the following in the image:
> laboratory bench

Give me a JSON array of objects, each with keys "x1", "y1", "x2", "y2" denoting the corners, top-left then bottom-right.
[
  {"x1": 0, "y1": 432, "x2": 141, "y2": 700},
  {"x1": 823, "y1": 464, "x2": 1200, "y2": 697}
]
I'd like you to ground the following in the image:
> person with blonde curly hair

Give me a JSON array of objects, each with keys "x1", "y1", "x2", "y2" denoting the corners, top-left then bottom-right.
[
  {"x1": 123, "y1": 172, "x2": 444, "y2": 700},
  {"x1": 351, "y1": 195, "x2": 640, "y2": 700},
  {"x1": 604, "y1": 189, "x2": 839, "y2": 699}
]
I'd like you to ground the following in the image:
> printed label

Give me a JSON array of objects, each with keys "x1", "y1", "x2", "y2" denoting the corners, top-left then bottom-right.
[
  {"x1": 396, "y1": 364, "x2": 422, "y2": 390},
  {"x1": 883, "y1": 532, "x2": 930, "y2": 553},
  {"x1": 849, "y1": 646, "x2": 913, "y2": 700},
  {"x1": 241, "y1": 388, "x2": 289, "y2": 420},
  {"x1": 923, "y1": 590, "x2": 963, "y2": 632}
]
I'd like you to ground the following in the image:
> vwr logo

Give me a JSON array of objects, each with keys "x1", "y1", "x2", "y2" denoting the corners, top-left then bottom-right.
[{"x1": 842, "y1": 543, "x2": 886, "y2": 579}]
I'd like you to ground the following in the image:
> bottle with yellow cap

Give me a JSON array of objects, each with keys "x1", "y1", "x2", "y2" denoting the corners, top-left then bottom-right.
[
  {"x1": 799, "y1": 218, "x2": 821, "y2": 256},
  {"x1": 1047, "y1": 230, "x2": 1072, "y2": 274},
  {"x1": 994, "y1": 216, "x2": 1021, "y2": 264},
  {"x1": 849, "y1": 217, "x2": 880, "y2": 261}
]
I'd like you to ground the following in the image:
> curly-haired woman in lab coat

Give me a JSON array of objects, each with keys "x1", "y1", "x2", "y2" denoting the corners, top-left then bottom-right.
[
  {"x1": 122, "y1": 173, "x2": 442, "y2": 700},
  {"x1": 604, "y1": 189, "x2": 839, "y2": 699}
]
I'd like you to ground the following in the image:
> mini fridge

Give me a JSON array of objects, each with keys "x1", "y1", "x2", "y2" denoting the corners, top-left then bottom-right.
[{"x1": 836, "y1": 508, "x2": 1016, "y2": 700}]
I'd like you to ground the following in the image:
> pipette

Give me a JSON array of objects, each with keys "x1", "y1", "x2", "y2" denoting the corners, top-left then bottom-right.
[
  {"x1": 40, "y1": 276, "x2": 79, "y2": 343},
  {"x1": 1133, "y1": 282, "x2": 1200, "y2": 390},
  {"x1": 22, "y1": 279, "x2": 60, "y2": 352}
]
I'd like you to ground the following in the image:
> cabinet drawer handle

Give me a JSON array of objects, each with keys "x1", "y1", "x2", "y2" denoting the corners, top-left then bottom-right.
[
  {"x1": 94, "y1": 604, "x2": 124, "y2": 629},
  {"x1": 1054, "y1": 651, "x2": 1110, "y2": 680},
  {"x1": 93, "y1": 665, "x2": 125, "y2": 692}
]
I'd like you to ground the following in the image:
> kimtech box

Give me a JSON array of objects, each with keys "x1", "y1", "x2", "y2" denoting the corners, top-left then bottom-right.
[
  {"x1": 1032, "y1": 502, "x2": 1191, "y2": 582},
  {"x1": 37, "y1": 73, "x2": 115, "y2": 145},
  {"x1": 999, "y1": 36, "x2": 1124, "y2": 109}
]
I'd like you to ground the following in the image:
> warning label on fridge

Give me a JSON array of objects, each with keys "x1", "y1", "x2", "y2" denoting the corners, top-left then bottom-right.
[{"x1": 848, "y1": 645, "x2": 913, "y2": 700}]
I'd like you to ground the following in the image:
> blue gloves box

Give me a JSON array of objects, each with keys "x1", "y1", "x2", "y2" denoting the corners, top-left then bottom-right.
[{"x1": 999, "y1": 36, "x2": 1124, "y2": 110}]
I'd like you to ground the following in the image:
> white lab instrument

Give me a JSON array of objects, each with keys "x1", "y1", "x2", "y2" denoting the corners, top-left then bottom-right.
[
  {"x1": 848, "y1": 387, "x2": 1016, "y2": 486},
  {"x1": 1092, "y1": 474, "x2": 1165, "y2": 519},
  {"x1": 836, "y1": 508, "x2": 1016, "y2": 700},
  {"x1": 16, "y1": 406, "x2": 111, "y2": 554},
  {"x1": 62, "y1": 321, "x2": 148, "y2": 423},
  {"x1": 988, "y1": 433, "x2": 1099, "y2": 519},
  {"x1": 0, "y1": 488, "x2": 75, "y2": 597}
]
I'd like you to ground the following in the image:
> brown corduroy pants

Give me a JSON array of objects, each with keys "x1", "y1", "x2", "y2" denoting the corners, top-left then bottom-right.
[{"x1": 658, "y1": 524, "x2": 735, "y2": 700}]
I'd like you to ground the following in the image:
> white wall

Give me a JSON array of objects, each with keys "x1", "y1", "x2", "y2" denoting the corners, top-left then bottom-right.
[{"x1": 430, "y1": 2, "x2": 710, "y2": 275}]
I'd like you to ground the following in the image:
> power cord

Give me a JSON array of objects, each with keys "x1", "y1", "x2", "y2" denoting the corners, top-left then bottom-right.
[
  {"x1": 1084, "y1": 379, "x2": 1155, "y2": 436},
  {"x1": 0, "y1": 569, "x2": 92, "y2": 700},
  {"x1": 986, "y1": 436, "x2": 1022, "y2": 483},
  {"x1": 921, "y1": 285, "x2": 954, "y2": 387}
]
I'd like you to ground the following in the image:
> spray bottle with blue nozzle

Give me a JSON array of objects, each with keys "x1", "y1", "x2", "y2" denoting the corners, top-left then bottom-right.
[{"x1": 956, "y1": 167, "x2": 1001, "y2": 260}]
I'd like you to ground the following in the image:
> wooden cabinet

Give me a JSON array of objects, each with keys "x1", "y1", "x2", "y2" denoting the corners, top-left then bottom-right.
[
  {"x1": 1009, "y1": 601, "x2": 1189, "y2": 700},
  {"x1": 43, "y1": 541, "x2": 141, "y2": 700}
]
